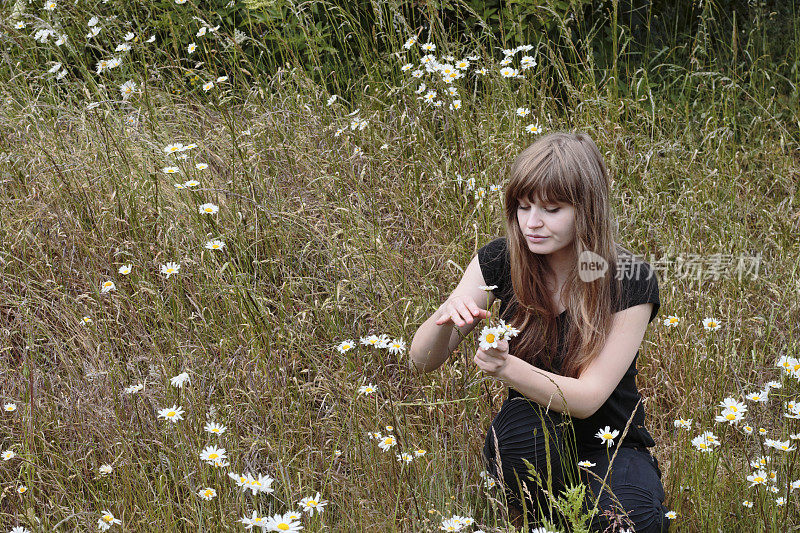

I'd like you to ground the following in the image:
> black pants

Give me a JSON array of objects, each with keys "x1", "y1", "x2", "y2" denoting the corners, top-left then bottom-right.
[{"x1": 482, "y1": 396, "x2": 670, "y2": 532}]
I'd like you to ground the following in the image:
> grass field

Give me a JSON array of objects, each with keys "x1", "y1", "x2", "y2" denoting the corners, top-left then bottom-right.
[{"x1": 1, "y1": 1, "x2": 799, "y2": 531}]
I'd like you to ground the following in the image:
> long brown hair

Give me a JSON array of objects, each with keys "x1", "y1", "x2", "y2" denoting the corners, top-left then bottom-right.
[{"x1": 503, "y1": 132, "x2": 626, "y2": 379}]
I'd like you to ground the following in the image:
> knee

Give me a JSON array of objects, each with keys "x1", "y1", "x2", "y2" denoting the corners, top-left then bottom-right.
[{"x1": 590, "y1": 485, "x2": 669, "y2": 533}]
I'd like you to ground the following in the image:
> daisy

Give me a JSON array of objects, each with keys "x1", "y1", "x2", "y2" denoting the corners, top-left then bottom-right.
[
  {"x1": 162, "y1": 166, "x2": 180, "y2": 174},
  {"x1": 174, "y1": 182, "x2": 185, "y2": 189},
  {"x1": 387, "y1": 338, "x2": 406, "y2": 355},
  {"x1": 718, "y1": 397, "x2": 747, "y2": 414},
  {"x1": 478, "y1": 285, "x2": 497, "y2": 291},
  {"x1": 146, "y1": 35, "x2": 156, "y2": 43},
  {"x1": 357, "y1": 383, "x2": 377, "y2": 395},
  {"x1": 239, "y1": 510, "x2": 266, "y2": 530},
  {"x1": 119, "y1": 80, "x2": 136, "y2": 98},
  {"x1": 327, "y1": 95, "x2": 338, "y2": 105},
  {"x1": 216, "y1": 76, "x2": 228, "y2": 83},
  {"x1": 702, "y1": 317, "x2": 721, "y2": 331},
  {"x1": 161, "y1": 263, "x2": 181, "y2": 277},
  {"x1": 440, "y1": 519, "x2": 461, "y2": 532},
  {"x1": 520, "y1": 55, "x2": 537, "y2": 69},
  {"x1": 197, "y1": 487, "x2": 216, "y2": 500},
  {"x1": 500, "y1": 56, "x2": 513, "y2": 66},
  {"x1": 578, "y1": 460, "x2": 596, "y2": 467},
  {"x1": 401, "y1": 63, "x2": 413, "y2": 72},
  {"x1": 411, "y1": 69, "x2": 423, "y2": 78},
  {"x1": 413, "y1": 448, "x2": 426, "y2": 457},
  {"x1": 199, "y1": 203, "x2": 219, "y2": 214},
  {"x1": 184, "y1": 180, "x2": 200, "y2": 187},
  {"x1": 99, "y1": 464, "x2": 113, "y2": 475},
  {"x1": 100, "y1": 280, "x2": 116, "y2": 293},
  {"x1": 4, "y1": 403, "x2": 17, "y2": 412},
  {"x1": 595, "y1": 426, "x2": 620, "y2": 447},
  {"x1": 187, "y1": 43, "x2": 196, "y2": 53},
  {"x1": 197, "y1": 27, "x2": 207, "y2": 37},
  {"x1": 450, "y1": 100, "x2": 462, "y2": 111},
  {"x1": 516, "y1": 107, "x2": 530, "y2": 117},
  {"x1": 205, "y1": 240, "x2": 225, "y2": 251},
  {"x1": 526, "y1": 123, "x2": 542, "y2": 134},
  {"x1": 397, "y1": 452, "x2": 413, "y2": 463},
  {"x1": 82, "y1": 316, "x2": 93, "y2": 325},
  {"x1": 194, "y1": 162, "x2": 208, "y2": 170},
  {"x1": 336, "y1": 339, "x2": 355, "y2": 353},
  {"x1": 360, "y1": 335, "x2": 381, "y2": 347},
  {"x1": 199, "y1": 445, "x2": 227, "y2": 465},
  {"x1": 499, "y1": 67, "x2": 519, "y2": 78},
  {"x1": 164, "y1": 143, "x2": 184, "y2": 154},
  {"x1": 747, "y1": 470, "x2": 768, "y2": 486},
  {"x1": 245, "y1": 472, "x2": 275, "y2": 495},
  {"x1": 421, "y1": 42, "x2": 436, "y2": 51},
  {"x1": 745, "y1": 390, "x2": 768, "y2": 402},
  {"x1": 479, "y1": 326, "x2": 502, "y2": 350},
  {"x1": 765, "y1": 380, "x2": 782, "y2": 389},
  {"x1": 205, "y1": 421, "x2": 226, "y2": 435},
  {"x1": 378, "y1": 435, "x2": 397, "y2": 451},
  {"x1": 673, "y1": 418, "x2": 692, "y2": 429},
  {"x1": 498, "y1": 320, "x2": 521, "y2": 338},
  {"x1": 263, "y1": 513, "x2": 303, "y2": 532},
  {"x1": 298, "y1": 492, "x2": 327, "y2": 515},
  {"x1": 202, "y1": 81, "x2": 214, "y2": 91},
  {"x1": 715, "y1": 408, "x2": 744, "y2": 425},
  {"x1": 776, "y1": 497, "x2": 786, "y2": 506},
  {"x1": 170, "y1": 372, "x2": 190, "y2": 388},
  {"x1": 118, "y1": 264, "x2": 132, "y2": 275},
  {"x1": 16, "y1": 485, "x2": 27, "y2": 494},
  {"x1": 157, "y1": 405, "x2": 184, "y2": 423},
  {"x1": 2, "y1": 450, "x2": 17, "y2": 460},
  {"x1": 98, "y1": 511, "x2": 121, "y2": 531},
  {"x1": 489, "y1": 183, "x2": 502, "y2": 192},
  {"x1": 124, "y1": 383, "x2": 143, "y2": 394},
  {"x1": 742, "y1": 500, "x2": 753, "y2": 507},
  {"x1": 9, "y1": 527, "x2": 30, "y2": 533},
  {"x1": 403, "y1": 37, "x2": 417, "y2": 49},
  {"x1": 663, "y1": 315, "x2": 680, "y2": 326},
  {"x1": 664, "y1": 510, "x2": 677, "y2": 519}
]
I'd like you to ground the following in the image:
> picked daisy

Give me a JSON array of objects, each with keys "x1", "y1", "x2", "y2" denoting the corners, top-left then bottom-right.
[
  {"x1": 478, "y1": 326, "x2": 502, "y2": 350},
  {"x1": 157, "y1": 404, "x2": 184, "y2": 423},
  {"x1": 298, "y1": 492, "x2": 328, "y2": 516},
  {"x1": 595, "y1": 426, "x2": 620, "y2": 447}
]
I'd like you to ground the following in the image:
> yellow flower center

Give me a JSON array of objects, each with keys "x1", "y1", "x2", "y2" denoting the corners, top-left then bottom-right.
[
  {"x1": 754, "y1": 476, "x2": 764, "y2": 483},
  {"x1": 308, "y1": 500, "x2": 317, "y2": 506},
  {"x1": 212, "y1": 428, "x2": 219, "y2": 432},
  {"x1": 103, "y1": 515, "x2": 113, "y2": 523},
  {"x1": 603, "y1": 433, "x2": 613, "y2": 439},
  {"x1": 209, "y1": 453, "x2": 218, "y2": 459},
  {"x1": 486, "y1": 333, "x2": 495, "y2": 343},
  {"x1": 698, "y1": 443, "x2": 707, "y2": 449},
  {"x1": 726, "y1": 413, "x2": 736, "y2": 420},
  {"x1": 278, "y1": 524, "x2": 290, "y2": 531},
  {"x1": 205, "y1": 208, "x2": 213, "y2": 212},
  {"x1": 167, "y1": 411, "x2": 176, "y2": 417}
]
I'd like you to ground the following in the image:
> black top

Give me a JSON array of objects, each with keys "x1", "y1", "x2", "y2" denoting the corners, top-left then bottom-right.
[{"x1": 477, "y1": 237, "x2": 660, "y2": 452}]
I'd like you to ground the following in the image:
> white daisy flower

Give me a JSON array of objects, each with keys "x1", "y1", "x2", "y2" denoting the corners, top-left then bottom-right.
[
  {"x1": 199, "y1": 445, "x2": 227, "y2": 465},
  {"x1": 170, "y1": 372, "x2": 190, "y2": 388},
  {"x1": 387, "y1": 338, "x2": 406, "y2": 355},
  {"x1": 197, "y1": 487, "x2": 217, "y2": 500},
  {"x1": 526, "y1": 123, "x2": 542, "y2": 134},
  {"x1": 336, "y1": 340, "x2": 355, "y2": 354},
  {"x1": 595, "y1": 426, "x2": 620, "y2": 447},
  {"x1": 98, "y1": 511, "x2": 121, "y2": 531},
  {"x1": 298, "y1": 492, "x2": 327, "y2": 515},
  {"x1": 478, "y1": 326, "x2": 502, "y2": 350},
  {"x1": 100, "y1": 280, "x2": 116, "y2": 293},
  {"x1": 199, "y1": 203, "x2": 219, "y2": 214},
  {"x1": 702, "y1": 317, "x2": 722, "y2": 331},
  {"x1": 157, "y1": 405, "x2": 184, "y2": 423},
  {"x1": 204, "y1": 421, "x2": 226, "y2": 435},
  {"x1": 378, "y1": 435, "x2": 397, "y2": 451},
  {"x1": 205, "y1": 240, "x2": 225, "y2": 251},
  {"x1": 118, "y1": 264, "x2": 132, "y2": 275},
  {"x1": 4, "y1": 403, "x2": 17, "y2": 412},
  {"x1": 357, "y1": 383, "x2": 377, "y2": 395}
]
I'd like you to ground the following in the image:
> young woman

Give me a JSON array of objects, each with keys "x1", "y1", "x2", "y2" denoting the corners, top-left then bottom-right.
[{"x1": 409, "y1": 132, "x2": 669, "y2": 532}]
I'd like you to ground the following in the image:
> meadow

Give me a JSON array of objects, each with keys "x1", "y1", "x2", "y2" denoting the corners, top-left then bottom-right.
[{"x1": 0, "y1": 0, "x2": 799, "y2": 531}]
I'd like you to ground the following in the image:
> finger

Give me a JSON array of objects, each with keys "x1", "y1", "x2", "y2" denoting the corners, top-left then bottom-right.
[
  {"x1": 466, "y1": 301, "x2": 484, "y2": 318},
  {"x1": 454, "y1": 301, "x2": 474, "y2": 324}
]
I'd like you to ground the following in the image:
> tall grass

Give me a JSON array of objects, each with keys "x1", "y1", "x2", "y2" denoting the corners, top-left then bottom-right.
[{"x1": 0, "y1": 0, "x2": 799, "y2": 531}]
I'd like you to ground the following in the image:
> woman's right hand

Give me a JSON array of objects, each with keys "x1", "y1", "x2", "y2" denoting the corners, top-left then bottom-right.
[{"x1": 434, "y1": 295, "x2": 491, "y2": 327}]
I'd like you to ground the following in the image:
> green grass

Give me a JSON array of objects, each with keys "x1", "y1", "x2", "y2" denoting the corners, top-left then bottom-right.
[{"x1": 0, "y1": 0, "x2": 799, "y2": 531}]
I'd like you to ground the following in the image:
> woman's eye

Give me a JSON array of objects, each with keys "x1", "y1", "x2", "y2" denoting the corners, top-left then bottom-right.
[
  {"x1": 545, "y1": 207, "x2": 560, "y2": 213},
  {"x1": 518, "y1": 205, "x2": 530, "y2": 211}
]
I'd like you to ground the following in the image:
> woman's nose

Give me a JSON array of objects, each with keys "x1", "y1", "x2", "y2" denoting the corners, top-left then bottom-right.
[{"x1": 526, "y1": 210, "x2": 543, "y2": 228}]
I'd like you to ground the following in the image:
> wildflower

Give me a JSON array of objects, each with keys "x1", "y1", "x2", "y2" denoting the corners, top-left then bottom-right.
[
  {"x1": 327, "y1": 95, "x2": 337, "y2": 106},
  {"x1": 197, "y1": 27, "x2": 207, "y2": 37},
  {"x1": 474, "y1": 188, "x2": 486, "y2": 201},
  {"x1": 702, "y1": 317, "x2": 721, "y2": 331},
  {"x1": 357, "y1": 383, "x2": 377, "y2": 395},
  {"x1": 2, "y1": 450, "x2": 17, "y2": 461},
  {"x1": 376, "y1": 334, "x2": 392, "y2": 348},
  {"x1": 199, "y1": 203, "x2": 219, "y2": 214},
  {"x1": 170, "y1": 372, "x2": 190, "y2": 388},
  {"x1": 82, "y1": 316, "x2": 93, "y2": 325},
  {"x1": 595, "y1": 426, "x2": 620, "y2": 447},
  {"x1": 98, "y1": 511, "x2": 121, "y2": 531},
  {"x1": 146, "y1": 35, "x2": 156, "y2": 43},
  {"x1": 691, "y1": 431, "x2": 719, "y2": 452},
  {"x1": 768, "y1": 470, "x2": 778, "y2": 483},
  {"x1": 4, "y1": 403, "x2": 17, "y2": 412},
  {"x1": 199, "y1": 445, "x2": 227, "y2": 465},
  {"x1": 385, "y1": 425, "x2": 394, "y2": 432},
  {"x1": 484, "y1": 477, "x2": 497, "y2": 489},
  {"x1": 99, "y1": 464, "x2": 113, "y2": 475},
  {"x1": 99, "y1": 280, "x2": 116, "y2": 293},
  {"x1": 745, "y1": 390, "x2": 768, "y2": 402},
  {"x1": 242, "y1": 472, "x2": 274, "y2": 495},
  {"x1": 157, "y1": 404, "x2": 184, "y2": 423},
  {"x1": 450, "y1": 100, "x2": 462, "y2": 111},
  {"x1": 118, "y1": 264, "x2": 132, "y2": 275},
  {"x1": 791, "y1": 479, "x2": 800, "y2": 490},
  {"x1": 184, "y1": 179, "x2": 200, "y2": 187},
  {"x1": 162, "y1": 166, "x2": 180, "y2": 174},
  {"x1": 478, "y1": 326, "x2": 502, "y2": 350},
  {"x1": 758, "y1": 427, "x2": 768, "y2": 435},
  {"x1": 791, "y1": 433, "x2": 800, "y2": 440},
  {"x1": 500, "y1": 57, "x2": 513, "y2": 66},
  {"x1": 298, "y1": 492, "x2": 328, "y2": 515},
  {"x1": 336, "y1": 340, "x2": 355, "y2": 354},
  {"x1": 403, "y1": 37, "x2": 417, "y2": 49},
  {"x1": 187, "y1": 43, "x2": 196, "y2": 54},
  {"x1": 413, "y1": 448, "x2": 427, "y2": 457},
  {"x1": 164, "y1": 143, "x2": 184, "y2": 154},
  {"x1": 663, "y1": 315, "x2": 680, "y2": 326},
  {"x1": 715, "y1": 408, "x2": 744, "y2": 425},
  {"x1": 401, "y1": 63, "x2": 413, "y2": 72},
  {"x1": 500, "y1": 67, "x2": 519, "y2": 78},
  {"x1": 479, "y1": 285, "x2": 498, "y2": 291},
  {"x1": 498, "y1": 320, "x2": 520, "y2": 338},
  {"x1": 202, "y1": 82, "x2": 214, "y2": 91},
  {"x1": 397, "y1": 452, "x2": 413, "y2": 463},
  {"x1": 119, "y1": 80, "x2": 136, "y2": 99},
  {"x1": 197, "y1": 487, "x2": 216, "y2": 500},
  {"x1": 742, "y1": 500, "x2": 753, "y2": 507},
  {"x1": 578, "y1": 460, "x2": 596, "y2": 468},
  {"x1": 360, "y1": 335, "x2": 381, "y2": 348},
  {"x1": 239, "y1": 510, "x2": 267, "y2": 530},
  {"x1": 423, "y1": 90, "x2": 437, "y2": 102},
  {"x1": 367, "y1": 431, "x2": 382, "y2": 440},
  {"x1": 516, "y1": 107, "x2": 530, "y2": 117},
  {"x1": 747, "y1": 470, "x2": 768, "y2": 486},
  {"x1": 440, "y1": 519, "x2": 462, "y2": 532},
  {"x1": 421, "y1": 42, "x2": 436, "y2": 51},
  {"x1": 16, "y1": 485, "x2": 27, "y2": 494},
  {"x1": 263, "y1": 513, "x2": 303, "y2": 532},
  {"x1": 750, "y1": 456, "x2": 770, "y2": 468},
  {"x1": 765, "y1": 380, "x2": 781, "y2": 389},
  {"x1": 776, "y1": 497, "x2": 786, "y2": 506},
  {"x1": 204, "y1": 421, "x2": 226, "y2": 435},
  {"x1": 719, "y1": 397, "x2": 747, "y2": 414},
  {"x1": 520, "y1": 55, "x2": 537, "y2": 69},
  {"x1": 526, "y1": 123, "x2": 542, "y2": 134},
  {"x1": 115, "y1": 43, "x2": 131, "y2": 52},
  {"x1": 387, "y1": 338, "x2": 406, "y2": 355},
  {"x1": 769, "y1": 439, "x2": 796, "y2": 452},
  {"x1": 664, "y1": 510, "x2": 677, "y2": 519},
  {"x1": 216, "y1": 76, "x2": 228, "y2": 83},
  {"x1": 673, "y1": 418, "x2": 692, "y2": 430},
  {"x1": 378, "y1": 435, "x2": 397, "y2": 451},
  {"x1": 205, "y1": 240, "x2": 225, "y2": 251},
  {"x1": 124, "y1": 383, "x2": 143, "y2": 394}
]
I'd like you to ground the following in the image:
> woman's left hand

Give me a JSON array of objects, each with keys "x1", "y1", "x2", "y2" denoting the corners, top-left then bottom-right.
[{"x1": 473, "y1": 339, "x2": 510, "y2": 377}]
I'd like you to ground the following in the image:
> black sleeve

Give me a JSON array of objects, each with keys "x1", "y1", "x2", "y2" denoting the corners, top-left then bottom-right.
[
  {"x1": 615, "y1": 259, "x2": 661, "y2": 324},
  {"x1": 477, "y1": 237, "x2": 509, "y2": 300}
]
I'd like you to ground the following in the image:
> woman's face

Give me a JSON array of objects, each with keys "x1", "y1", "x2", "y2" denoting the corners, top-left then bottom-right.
[{"x1": 516, "y1": 197, "x2": 577, "y2": 256}]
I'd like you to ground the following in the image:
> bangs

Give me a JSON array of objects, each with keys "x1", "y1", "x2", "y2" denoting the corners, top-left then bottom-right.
[{"x1": 506, "y1": 154, "x2": 578, "y2": 208}]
